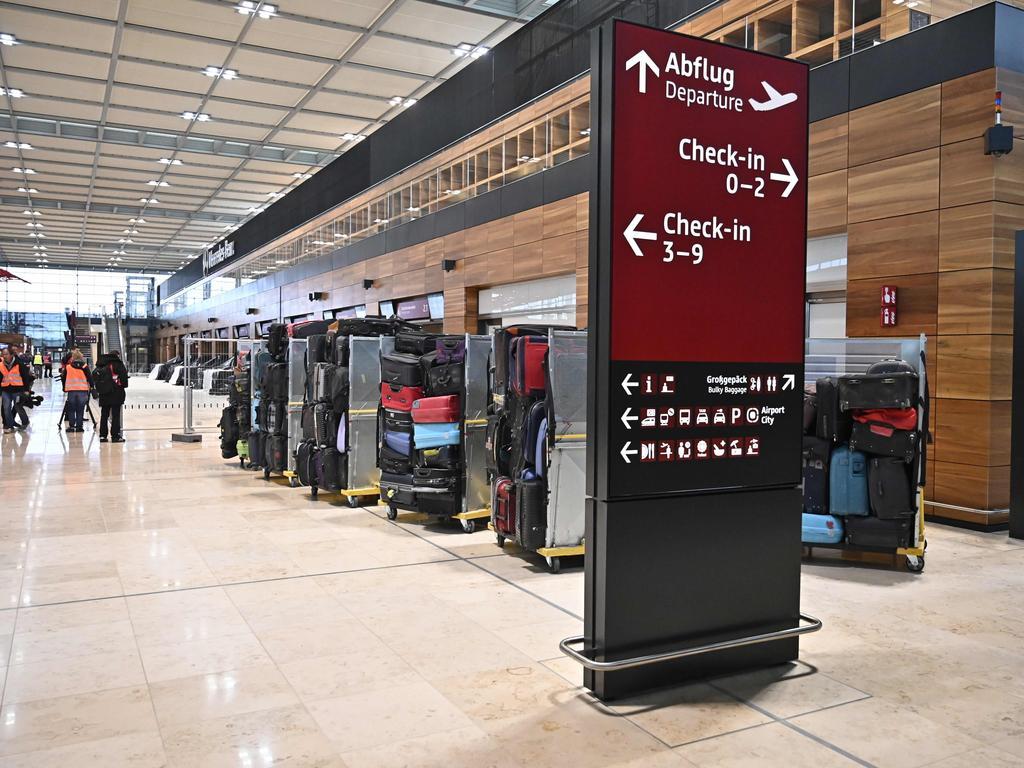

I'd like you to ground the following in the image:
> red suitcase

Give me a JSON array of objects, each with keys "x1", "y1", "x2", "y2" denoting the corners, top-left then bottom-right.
[
  {"x1": 411, "y1": 395, "x2": 460, "y2": 423},
  {"x1": 510, "y1": 336, "x2": 548, "y2": 397},
  {"x1": 380, "y1": 382, "x2": 424, "y2": 412},
  {"x1": 494, "y1": 477, "x2": 516, "y2": 539}
]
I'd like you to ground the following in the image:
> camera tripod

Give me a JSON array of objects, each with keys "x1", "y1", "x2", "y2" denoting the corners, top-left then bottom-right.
[{"x1": 58, "y1": 397, "x2": 96, "y2": 431}]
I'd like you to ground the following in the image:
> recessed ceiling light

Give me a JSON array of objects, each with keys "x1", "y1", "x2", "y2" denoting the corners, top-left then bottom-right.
[
  {"x1": 22, "y1": 209, "x2": 40, "y2": 216},
  {"x1": 25, "y1": 222, "x2": 43, "y2": 228},
  {"x1": 139, "y1": 197, "x2": 159, "y2": 204},
  {"x1": 311, "y1": 240, "x2": 328, "y2": 245},
  {"x1": 0, "y1": 33, "x2": 18, "y2": 46},
  {"x1": 452, "y1": 42, "x2": 489, "y2": 59},
  {"x1": 147, "y1": 180, "x2": 169, "y2": 187},
  {"x1": 28, "y1": 232, "x2": 44, "y2": 238},
  {"x1": 181, "y1": 111, "x2": 211, "y2": 122},
  {"x1": 247, "y1": 206, "x2": 264, "y2": 214},
  {"x1": 129, "y1": 217, "x2": 146, "y2": 224},
  {"x1": 5, "y1": 141, "x2": 31, "y2": 149},
  {"x1": 0, "y1": 87, "x2": 24, "y2": 98},
  {"x1": 292, "y1": 172, "x2": 312, "y2": 179},
  {"x1": 12, "y1": 167, "x2": 35, "y2": 174},
  {"x1": 389, "y1": 96, "x2": 417, "y2": 108},
  {"x1": 158, "y1": 158, "x2": 182, "y2": 165},
  {"x1": 17, "y1": 187, "x2": 37, "y2": 193},
  {"x1": 266, "y1": 191, "x2": 283, "y2": 197},
  {"x1": 236, "y1": 1, "x2": 277, "y2": 18},
  {"x1": 118, "y1": 238, "x2": 133, "y2": 244},
  {"x1": 341, "y1": 133, "x2": 365, "y2": 143},
  {"x1": 203, "y1": 66, "x2": 238, "y2": 80}
]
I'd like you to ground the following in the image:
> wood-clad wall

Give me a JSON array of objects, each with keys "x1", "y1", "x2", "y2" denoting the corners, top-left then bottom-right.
[{"x1": 809, "y1": 67, "x2": 1024, "y2": 521}]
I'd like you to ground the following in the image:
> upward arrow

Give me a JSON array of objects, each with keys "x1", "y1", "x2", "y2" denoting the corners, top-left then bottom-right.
[{"x1": 625, "y1": 49, "x2": 660, "y2": 94}]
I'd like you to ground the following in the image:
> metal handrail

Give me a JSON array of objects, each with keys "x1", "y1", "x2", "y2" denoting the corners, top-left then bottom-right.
[{"x1": 559, "y1": 613, "x2": 822, "y2": 672}]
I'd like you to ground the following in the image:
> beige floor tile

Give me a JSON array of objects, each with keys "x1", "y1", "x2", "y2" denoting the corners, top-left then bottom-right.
[
  {"x1": 0, "y1": 732, "x2": 168, "y2": 768},
  {"x1": 254, "y1": 615, "x2": 381, "y2": 665},
  {"x1": 609, "y1": 682, "x2": 772, "y2": 747},
  {"x1": 710, "y1": 662, "x2": 869, "y2": 719},
  {"x1": 8, "y1": 620, "x2": 137, "y2": 666},
  {"x1": 489, "y1": 616, "x2": 583, "y2": 661},
  {"x1": 990, "y1": 733, "x2": 1024, "y2": 759},
  {"x1": 340, "y1": 724, "x2": 522, "y2": 768},
  {"x1": 926, "y1": 745, "x2": 1024, "y2": 767},
  {"x1": 306, "y1": 680, "x2": 476, "y2": 753},
  {"x1": 148, "y1": 663, "x2": 299, "y2": 727},
  {"x1": 278, "y1": 645, "x2": 421, "y2": 702},
  {"x1": 3, "y1": 648, "x2": 147, "y2": 704},
  {"x1": 12, "y1": 597, "x2": 127, "y2": 633},
  {"x1": 432, "y1": 664, "x2": 577, "y2": 726},
  {"x1": 137, "y1": 630, "x2": 272, "y2": 683},
  {"x1": 127, "y1": 587, "x2": 250, "y2": 646},
  {"x1": 160, "y1": 704, "x2": 344, "y2": 768},
  {"x1": 676, "y1": 722, "x2": 861, "y2": 767},
  {"x1": 791, "y1": 697, "x2": 986, "y2": 768},
  {"x1": 0, "y1": 686, "x2": 159, "y2": 757}
]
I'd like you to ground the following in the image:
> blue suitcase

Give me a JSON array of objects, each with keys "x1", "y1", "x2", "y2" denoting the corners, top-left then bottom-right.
[
  {"x1": 829, "y1": 446, "x2": 870, "y2": 516},
  {"x1": 413, "y1": 422, "x2": 461, "y2": 448},
  {"x1": 384, "y1": 429, "x2": 412, "y2": 456},
  {"x1": 802, "y1": 512, "x2": 844, "y2": 544}
]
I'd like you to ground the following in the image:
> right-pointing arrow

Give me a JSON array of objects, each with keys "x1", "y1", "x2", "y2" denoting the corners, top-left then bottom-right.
[
  {"x1": 621, "y1": 407, "x2": 638, "y2": 430},
  {"x1": 623, "y1": 214, "x2": 657, "y2": 257},
  {"x1": 621, "y1": 442, "x2": 638, "y2": 464},
  {"x1": 621, "y1": 373, "x2": 639, "y2": 396},
  {"x1": 624, "y1": 49, "x2": 660, "y2": 94},
  {"x1": 769, "y1": 158, "x2": 799, "y2": 198}
]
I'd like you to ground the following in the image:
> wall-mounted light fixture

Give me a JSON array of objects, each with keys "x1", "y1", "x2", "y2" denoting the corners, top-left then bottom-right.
[
  {"x1": 207, "y1": 317, "x2": 217, "y2": 323},
  {"x1": 246, "y1": 307, "x2": 258, "y2": 315},
  {"x1": 308, "y1": 291, "x2": 324, "y2": 301},
  {"x1": 442, "y1": 259, "x2": 456, "y2": 272},
  {"x1": 363, "y1": 279, "x2": 374, "y2": 290}
]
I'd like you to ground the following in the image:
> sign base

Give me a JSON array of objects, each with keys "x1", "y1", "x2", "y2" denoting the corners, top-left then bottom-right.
[
  {"x1": 584, "y1": 487, "x2": 802, "y2": 700},
  {"x1": 171, "y1": 432, "x2": 203, "y2": 443}
]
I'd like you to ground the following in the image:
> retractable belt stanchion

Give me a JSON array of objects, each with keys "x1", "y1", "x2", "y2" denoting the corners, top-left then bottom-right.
[{"x1": 568, "y1": 20, "x2": 819, "y2": 700}]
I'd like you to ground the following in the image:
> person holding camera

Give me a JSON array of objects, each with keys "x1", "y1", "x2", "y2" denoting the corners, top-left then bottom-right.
[
  {"x1": 1, "y1": 346, "x2": 33, "y2": 434},
  {"x1": 61, "y1": 349, "x2": 92, "y2": 433},
  {"x1": 93, "y1": 350, "x2": 128, "y2": 443}
]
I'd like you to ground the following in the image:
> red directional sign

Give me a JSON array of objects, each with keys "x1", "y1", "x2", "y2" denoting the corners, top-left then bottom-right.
[{"x1": 589, "y1": 21, "x2": 809, "y2": 499}]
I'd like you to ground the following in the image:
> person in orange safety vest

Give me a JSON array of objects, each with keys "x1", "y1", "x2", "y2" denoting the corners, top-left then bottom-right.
[{"x1": 60, "y1": 349, "x2": 93, "y2": 433}]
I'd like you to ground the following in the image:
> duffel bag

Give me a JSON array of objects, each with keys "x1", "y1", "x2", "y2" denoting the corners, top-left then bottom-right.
[
  {"x1": 395, "y1": 330, "x2": 439, "y2": 355},
  {"x1": 849, "y1": 420, "x2": 918, "y2": 463}
]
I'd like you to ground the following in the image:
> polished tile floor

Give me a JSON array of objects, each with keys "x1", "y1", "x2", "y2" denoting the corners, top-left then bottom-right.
[{"x1": 1, "y1": 377, "x2": 1023, "y2": 767}]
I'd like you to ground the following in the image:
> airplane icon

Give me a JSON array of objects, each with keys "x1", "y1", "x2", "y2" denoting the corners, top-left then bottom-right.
[{"x1": 749, "y1": 81, "x2": 798, "y2": 112}]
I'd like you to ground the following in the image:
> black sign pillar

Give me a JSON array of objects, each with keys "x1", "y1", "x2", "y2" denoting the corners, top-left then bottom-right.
[
  {"x1": 582, "y1": 20, "x2": 812, "y2": 700},
  {"x1": 1011, "y1": 231, "x2": 1024, "y2": 541}
]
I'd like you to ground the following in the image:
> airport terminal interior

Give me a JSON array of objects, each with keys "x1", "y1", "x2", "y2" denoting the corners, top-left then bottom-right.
[{"x1": 1, "y1": 0, "x2": 1023, "y2": 765}]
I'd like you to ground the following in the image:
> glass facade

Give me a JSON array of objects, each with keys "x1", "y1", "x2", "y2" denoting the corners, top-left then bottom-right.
[
  {"x1": 0, "y1": 311, "x2": 67, "y2": 349},
  {"x1": 1, "y1": 267, "x2": 166, "y2": 317}
]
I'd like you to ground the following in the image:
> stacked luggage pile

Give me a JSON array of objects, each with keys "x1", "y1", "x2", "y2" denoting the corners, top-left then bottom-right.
[
  {"x1": 248, "y1": 323, "x2": 294, "y2": 477},
  {"x1": 218, "y1": 351, "x2": 252, "y2": 463},
  {"x1": 801, "y1": 358, "x2": 926, "y2": 563},
  {"x1": 378, "y1": 331, "x2": 467, "y2": 524},
  {"x1": 294, "y1": 317, "x2": 400, "y2": 500},
  {"x1": 488, "y1": 327, "x2": 572, "y2": 563}
]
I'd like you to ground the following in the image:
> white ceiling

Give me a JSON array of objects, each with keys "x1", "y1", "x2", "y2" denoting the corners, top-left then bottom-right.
[{"x1": 0, "y1": 0, "x2": 554, "y2": 275}]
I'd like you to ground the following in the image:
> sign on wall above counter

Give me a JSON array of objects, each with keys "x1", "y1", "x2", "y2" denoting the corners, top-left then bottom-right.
[{"x1": 201, "y1": 240, "x2": 236, "y2": 275}]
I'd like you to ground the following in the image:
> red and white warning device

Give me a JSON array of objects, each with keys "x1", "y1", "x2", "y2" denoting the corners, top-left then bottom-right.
[{"x1": 589, "y1": 21, "x2": 809, "y2": 500}]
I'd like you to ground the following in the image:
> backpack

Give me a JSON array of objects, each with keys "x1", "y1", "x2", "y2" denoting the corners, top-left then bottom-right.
[{"x1": 93, "y1": 364, "x2": 115, "y2": 396}]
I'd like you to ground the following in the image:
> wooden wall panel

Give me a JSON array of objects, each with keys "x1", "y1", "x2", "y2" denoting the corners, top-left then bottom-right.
[
  {"x1": 847, "y1": 211, "x2": 938, "y2": 280},
  {"x1": 846, "y1": 273, "x2": 937, "y2": 337},
  {"x1": 809, "y1": 114, "x2": 848, "y2": 176},
  {"x1": 576, "y1": 267, "x2": 589, "y2": 329},
  {"x1": 931, "y1": 461, "x2": 1010, "y2": 510},
  {"x1": 937, "y1": 268, "x2": 1014, "y2": 335},
  {"x1": 933, "y1": 398, "x2": 1012, "y2": 466},
  {"x1": 848, "y1": 85, "x2": 940, "y2": 167},
  {"x1": 997, "y1": 67, "x2": 1024, "y2": 128},
  {"x1": 543, "y1": 197, "x2": 577, "y2": 239},
  {"x1": 995, "y1": 137, "x2": 1024, "y2": 205},
  {"x1": 513, "y1": 207, "x2": 543, "y2": 245},
  {"x1": 807, "y1": 169, "x2": 847, "y2": 235},
  {"x1": 847, "y1": 148, "x2": 939, "y2": 223},
  {"x1": 936, "y1": 334, "x2": 1013, "y2": 400},
  {"x1": 939, "y1": 138, "x2": 995, "y2": 208},
  {"x1": 940, "y1": 69, "x2": 996, "y2": 144}
]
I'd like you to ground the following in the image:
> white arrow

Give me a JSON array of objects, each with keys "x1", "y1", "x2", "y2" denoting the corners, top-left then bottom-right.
[
  {"x1": 625, "y1": 49, "x2": 660, "y2": 94},
  {"x1": 769, "y1": 158, "x2": 799, "y2": 198},
  {"x1": 621, "y1": 407, "x2": 638, "y2": 430},
  {"x1": 621, "y1": 373, "x2": 639, "y2": 396},
  {"x1": 782, "y1": 374, "x2": 796, "y2": 391},
  {"x1": 623, "y1": 213, "x2": 657, "y2": 257},
  {"x1": 621, "y1": 442, "x2": 639, "y2": 464}
]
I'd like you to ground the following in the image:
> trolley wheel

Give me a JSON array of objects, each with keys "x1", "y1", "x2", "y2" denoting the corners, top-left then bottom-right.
[
  {"x1": 905, "y1": 554, "x2": 925, "y2": 574},
  {"x1": 386, "y1": 505, "x2": 398, "y2": 521},
  {"x1": 310, "y1": 486, "x2": 319, "y2": 500},
  {"x1": 288, "y1": 476, "x2": 299, "y2": 488},
  {"x1": 546, "y1": 556, "x2": 561, "y2": 574},
  {"x1": 496, "y1": 534, "x2": 506, "y2": 548},
  {"x1": 460, "y1": 518, "x2": 476, "y2": 534},
  {"x1": 263, "y1": 468, "x2": 271, "y2": 480},
  {"x1": 347, "y1": 495, "x2": 360, "y2": 508}
]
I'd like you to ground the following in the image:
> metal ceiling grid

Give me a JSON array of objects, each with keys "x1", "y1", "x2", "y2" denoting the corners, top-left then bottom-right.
[{"x1": 0, "y1": 0, "x2": 552, "y2": 276}]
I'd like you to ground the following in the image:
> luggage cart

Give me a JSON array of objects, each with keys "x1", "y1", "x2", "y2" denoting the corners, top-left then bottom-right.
[{"x1": 802, "y1": 335, "x2": 928, "y2": 573}]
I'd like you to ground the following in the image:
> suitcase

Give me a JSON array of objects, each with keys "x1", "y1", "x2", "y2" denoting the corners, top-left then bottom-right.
[
  {"x1": 311, "y1": 363, "x2": 336, "y2": 402},
  {"x1": 414, "y1": 422, "x2": 460, "y2": 449},
  {"x1": 845, "y1": 515, "x2": 913, "y2": 549},
  {"x1": 854, "y1": 407, "x2": 917, "y2": 430},
  {"x1": 301, "y1": 403, "x2": 315, "y2": 440},
  {"x1": 417, "y1": 492, "x2": 461, "y2": 516},
  {"x1": 380, "y1": 383, "x2": 424, "y2": 412},
  {"x1": 829, "y1": 446, "x2": 870, "y2": 516},
  {"x1": 306, "y1": 334, "x2": 329, "y2": 368},
  {"x1": 236, "y1": 438, "x2": 249, "y2": 459},
  {"x1": 435, "y1": 337, "x2": 466, "y2": 364},
  {"x1": 517, "y1": 477, "x2": 547, "y2": 551},
  {"x1": 815, "y1": 377, "x2": 851, "y2": 443},
  {"x1": 394, "y1": 330, "x2": 439, "y2": 355},
  {"x1": 318, "y1": 448, "x2": 346, "y2": 491},
  {"x1": 850, "y1": 421, "x2": 918, "y2": 463},
  {"x1": 413, "y1": 466, "x2": 460, "y2": 491},
  {"x1": 510, "y1": 336, "x2": 548, "y2": 397},
  {"x1": 494, "y1": 477, "x2": 516, "y2": 538},
  {"x1": 424, "y1": 361, "x2": 464, "y2": 396},
  {"x1": 288, "y1": 319, "x2": 331, "y2": 338},
  {"x1": 381, "y1": 353, "x2": 424, "y2": 387},
  {"x1": 534, "y1": 417, "x2": 548, "y2": 477},
  {"x1": 265, "y1": 434, "x2": 288, "y2": 472},
  {"x1": 380, "y1": 444, "x2": 412, "y2": 474},
  {"x1": 523, "y1": 401, "x2": 547, "y2": 470},
  {"x1": 269, "y1": 399, "x2": 288, "y2": 436},
  {"x1": 868, "y1": 457, "x2": 914, "y2": 519},
  {"x1": 336, "y1": 414, "x2": 347, "y2": 453},
  {"x1": 236, "y1": 405, "x2": 251, "y2": 434},
  {"x1": 418, "y1": 445, "x2": 460, "y2": 469},
  {"x1": 266, "y1": 323, "x2": 288, "y2": 357},
  {"x1": 296, "y1": 440, "x2": 316, "y2": 487},
  {"x1": 486, "y1": 412, "x2": 512, "y2": 477},
  {"x1": 493, "y1": 327, "x2": 551, "y2": 395},
  {"x1": 219, "y1": 405, "x2": 238, "y2": 459},
  {"x1": 313, "y1": 402, "x2": 336, "y2": 448},
  {"x1": 383, "y1": 429, "x2": 413, "y2": 456},
  {"x1": 838, "y1": 372, "x2": 918, "y2": 411},
  {"x1": 248, "y1": 431, "x2": 266, "y2": 468},
  {"x1": 803, "y1": 391, "x2": 817, "y2": 434},
  {"x1": 329, "y1": 367, "x2": 349, "y2": 414},
  {"x1": 333, "y1": 334, "x2": 350, "y2": 367},
  {"x1": 252, "y1": 352, "x2": 272, "y2": 390},
  {"x1": 261, "y1": 362, "x2": 288, "y2": 400},
  {"x1": 411, "y1": 395, "x2": 460, "y2": 423},
  {"x1": 802, "y1": 436, "x2": 830, "y2": 514},
  {"x1": 867, "y1": 358, "x2": 916, "y2": 375},
  {"x1": 379, "y1": 472, "x2": 417, "y2": 509},
  {"x1": 801, "y1": 512, "x2": 844, "y2": 544},
  {"x1": 383, "y1": 409, "x2": 413, "y2": 433}
]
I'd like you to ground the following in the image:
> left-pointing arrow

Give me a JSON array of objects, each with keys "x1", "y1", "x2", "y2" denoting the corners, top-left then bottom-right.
[
  {"x1": 769, "y1": 158, "x2": 799, "y2": 198},
  {"x1": 623, "y1": 214, "x2": 657, "y2": 257},
  {"x1": 621, "y1": 407, "x2": 638, "y2": 430},
  {"x1": 621, "y1": 442, "x2": 639, "y2": 464},
  {"x1": 624, "y1": 49, "x2": 660, "y2": 94}
]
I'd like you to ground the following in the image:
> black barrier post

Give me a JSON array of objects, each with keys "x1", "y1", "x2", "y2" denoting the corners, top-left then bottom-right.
[
  {"x1": 1011, "y1": 231, "x2": 1024, "y2": 540},
  {"x1": 581, "y1": 20, "x2": 813, "y2": 700}
]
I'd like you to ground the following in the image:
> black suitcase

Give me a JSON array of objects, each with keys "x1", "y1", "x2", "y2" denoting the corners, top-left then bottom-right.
[
  {"x1": 815, "y1": 377, "x2": 851, "y2": 443},
  {"x1": 381, "y1": 353, "x2": 424, "y2": 387},
  {"x1": 413, "y1": 466, "x2": 459, "y2": 491},
  {"x1": 838, "y1": 372, "x2": 918, "y2": 411},
  {"x1": 379, "y1": 444, "x2": 412, "y2": 474},
  {"x1": 296, "y1": 440, "x2": 317, "y2": 487},
  {"x1": 248, "y1": 430, "x2": 266, "y2": 468},
  {"x1": 318, "y1": 447, "x2": 346, "y2": 491},
  {"x1": 802, "y1": 436, "x2": 830, "y2": 514},
  {"x1": 417, "y1": 492, "x2": 461, "y2": 516},
  {"x1": 383, "y1": 409, "x2": 413, "y2": 433},
  {"x1": 266, "y1": 323, "x2": 288, "y2": 357},
  {"x1": 290, "y1": 319, "x2": 331, "y2": 339},
  {"x1": 418, "y1": 445, "x2": 460, "y2": 470},
  {"x1": 425, "y1": 361, "x2": 464, "y2": 396},
  {"x1": 305, "y1": 335, "x2": 329, "y2": 368},
  {"x1": 867, "y1": 358, "x2": 916, "y2": 375},
  {"x1": 236, "y1": 403, "x2": 251, "y2": 434},
  {"x1": 380, "y1": 472, "x2": 417, "y2": 509},
  {"x1": 333, "y1": 334, "x2": 350, "y2": 367},
  {"x1": 313, "y1": 402, "x2": 336, "y2": 448},
  {"x1": 850, "y1": 421, "x2": 918, "y2": 463},
  {"x1": 845, "y1": 515, "x2": 913, "y2": 549},
  {"x1": 301, "y1": 403, "x2": 315, "y2": 440},
  {"x1": 269, "y1": 399, "x2": 288, "y2": 436},
  {"x1": 517, "y1": 477, "x2": 547, "y2": 551},
  {"x1": 868, "y1": 457, "x2": 914, "y2": 519},
  {"x1": 219, "y1": 405, "x2": 238, "y2": 459},
  {"x1": 262, "y1": 362, "x2": 288, "y2": 400},
  {"x1": 394, "y1": 330, "x2": 439, "y2": 355},
  {"x1": 803, "y1": 391, "x2": 817, "y2": 435},
  {"x1": 265, "y1": 434, "x2": 288, "y2": 472}
]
